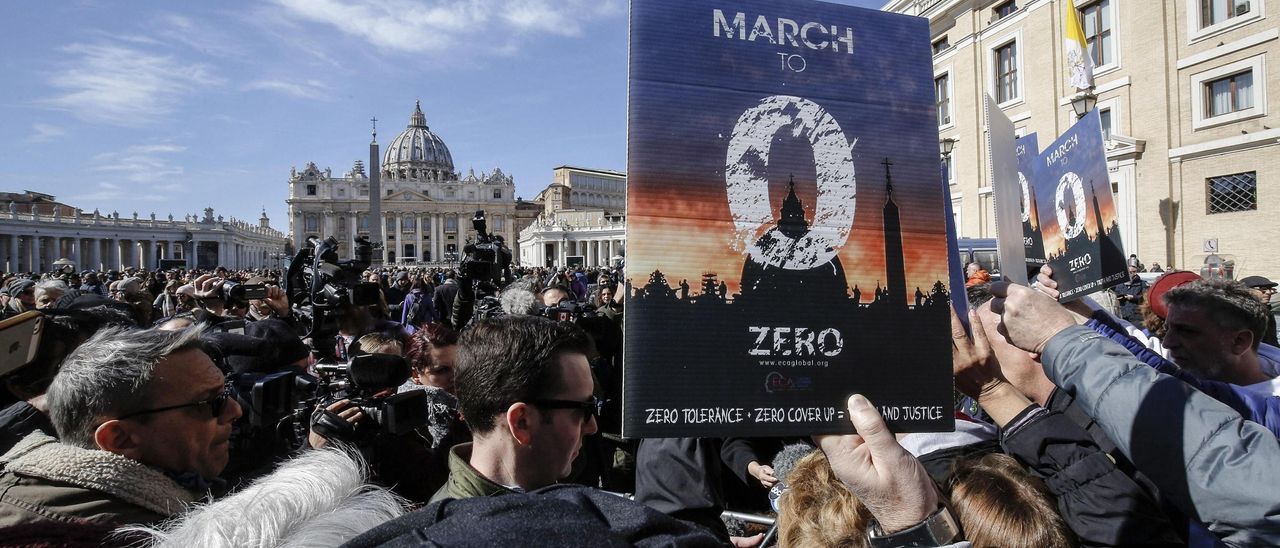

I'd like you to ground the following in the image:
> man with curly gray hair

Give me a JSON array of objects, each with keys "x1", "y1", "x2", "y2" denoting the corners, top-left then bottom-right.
[
  {"x1": 0, "y1": 326, "x2": 241, "y2": 539},
  {"x1": 1163, "y1": 278, "x2": 1280, "y2": 395}
]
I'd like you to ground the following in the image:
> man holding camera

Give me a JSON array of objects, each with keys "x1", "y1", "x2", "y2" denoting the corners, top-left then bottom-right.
[
  {"x1": 431, "y1": 315, "x2": 598, "y2": 502},
  {"x1": 0, "y1": 326, "x2": 241, "y2": 537}
]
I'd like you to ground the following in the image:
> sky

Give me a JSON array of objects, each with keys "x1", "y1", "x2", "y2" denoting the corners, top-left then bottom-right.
[{"x1": 0, "y1": 0, "x2": 885, "y2": 230}]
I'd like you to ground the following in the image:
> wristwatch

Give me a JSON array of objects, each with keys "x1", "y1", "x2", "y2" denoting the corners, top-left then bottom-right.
[{"x1": 866, "y1": 506, "x2": 960, "y2": 547}]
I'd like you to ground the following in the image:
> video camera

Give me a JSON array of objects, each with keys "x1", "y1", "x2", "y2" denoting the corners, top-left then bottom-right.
[
  {"x1": 461, "y1": 210, "x2": 510, "y2": 285},
  {"x1": 311, "y1": 353, "x2": 427, "y2": 441},
  {"x1": 537, "y1": 298, "x2": 598, "y2": 323},
  {"x1": 284, "y1": 235, "x2": 381, "y2": 360}
]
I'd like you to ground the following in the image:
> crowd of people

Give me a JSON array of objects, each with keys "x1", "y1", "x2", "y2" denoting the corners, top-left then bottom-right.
[{"x1": 0, "y1": 253, "x2": 1278, "y2": 547}]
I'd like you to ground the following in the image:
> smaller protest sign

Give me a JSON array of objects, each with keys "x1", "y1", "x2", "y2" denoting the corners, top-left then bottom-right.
[
  {"x1": 985, "y1": 95, "x2": 1026, "y2": 285},
  {"x1": 1016, "y1": 134, "x2": 1046, "y2": 275},
  {"x1": 1034, "y1": 111, "x2": 1126, "y2": 301}
]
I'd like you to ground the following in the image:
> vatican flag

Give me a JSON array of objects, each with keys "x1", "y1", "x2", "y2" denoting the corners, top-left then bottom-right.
[{"x1": 1064, "y1": 2, "x2": 1094, "y2": 90}]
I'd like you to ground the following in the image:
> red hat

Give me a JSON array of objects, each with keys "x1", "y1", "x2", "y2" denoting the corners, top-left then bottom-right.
[{"x1": 1148, "y1": 270, "x2": 1202, "y2": 319}]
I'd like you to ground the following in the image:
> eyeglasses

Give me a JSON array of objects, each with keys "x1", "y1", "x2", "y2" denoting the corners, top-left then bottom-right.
[
  {"x1": 116, "y1": 382, "x2": 234, "y2": 421},
  {"x1": 528, "y1": 396, "x2": 603, "y2": 423}
]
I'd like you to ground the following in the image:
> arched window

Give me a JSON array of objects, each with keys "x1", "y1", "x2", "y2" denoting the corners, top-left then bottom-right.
[
  {"x1": 338, "y1": 217, "x2": 347, "y2": 233},
  {"x1": 305, "y1": 214, "x2": 318, "y2": 232}
]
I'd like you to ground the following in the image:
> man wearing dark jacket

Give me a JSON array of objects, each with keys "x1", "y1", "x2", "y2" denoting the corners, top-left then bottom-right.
[
  {"x1": 0, "y1": 326, "x2": 242, "y2": 540},
  {"x1": 431, "y1": 316, "x2": 597, "y2": 502},
  {"x1": 432, "y1": 272, "x2": 460, "y2": 328},
  {"x1": 1111, "y1": 266, "x2": 1147, "y2": 324}
]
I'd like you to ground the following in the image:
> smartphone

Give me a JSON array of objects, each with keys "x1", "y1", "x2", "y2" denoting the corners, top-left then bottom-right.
[{"x1": 0, "y1": 311, "x2": 44, "y2": 377}]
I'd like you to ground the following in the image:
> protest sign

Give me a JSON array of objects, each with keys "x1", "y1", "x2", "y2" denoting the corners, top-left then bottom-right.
[
  {"x1": 624, "y1": 0, "x2": 954, "y2": 437},
  {"x1": 1016, "y1": 134, "x2": 1046, "y2": 273},
  {"x1": 985, "y1": 95, "x2": 1027, "y2": 285},
  {"x1": 1034, "y1": 111, "x2": 1126, "y2": 301}
]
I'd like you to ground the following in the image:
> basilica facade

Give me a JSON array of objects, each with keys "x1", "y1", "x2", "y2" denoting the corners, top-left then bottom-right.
[{"x1": 286, "y1": 102, "x2": 519, "y2": 264}]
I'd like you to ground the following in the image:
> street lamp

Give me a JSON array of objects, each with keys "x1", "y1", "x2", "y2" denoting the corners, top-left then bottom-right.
[
  {"x1": 939, "y1": 137, "x2": 957, "y2": 158},
  {"x1": 1070, "y1": 89, "x2": 1097, "y2": 119},
  {"x1": 939, "y1": 138, "x2": 957, "y2": 184}
]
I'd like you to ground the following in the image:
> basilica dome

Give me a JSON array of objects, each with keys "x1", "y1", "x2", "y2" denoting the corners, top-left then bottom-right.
[{"x1": 383, "y1": 101, "x2": 455, "y2": 181}]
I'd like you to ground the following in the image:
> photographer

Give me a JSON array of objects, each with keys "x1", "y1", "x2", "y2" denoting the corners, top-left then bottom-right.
[{"x1": 449, "y1": 211, "x2": 512, "y2": 330}]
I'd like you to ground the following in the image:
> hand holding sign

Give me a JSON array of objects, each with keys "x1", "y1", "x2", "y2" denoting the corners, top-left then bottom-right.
[
  {"x1": 815, "y1": 395, "x2": 939, "y2": 534},
  {"x1": 989, "y1": 282, "x2": 1078, "y2": 354}
]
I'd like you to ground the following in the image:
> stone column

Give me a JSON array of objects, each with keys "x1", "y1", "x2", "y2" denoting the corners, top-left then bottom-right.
[
  {"x1": 141, "y1": 240, "x2": 152, "y2": 270},
  {"x1": 124, "y1": 240, "x2": 136, "y2": 270},
  {"x1": 292, "y1": 212, "x2": 304, "y2": 250},
  {"x1": 381, "y1": 214, "x2": 391, "y2": 264},
  {"x1": 89, "y1": 239, "x2": 101, "y2": 271},
  {"x1": 432, "y1": 213, "x2": 441, "y2": 262},
  {"x1": 395, "y1": 212, "x2": 405, "y2": 263},
  {"x1": 187, "y1": 240, "x2": 197, "y2": 270},
  {"x1": 70, "y1": 237, "x2": 81, "y2": 270},
  {"x1": 31, "y1": 236, "x2": 43, "y2": 273},
  {"x1": 415, "y1": 213, "x2": 423, "y2": 262},
  {"x1": 347, "y1": 213, "x2": 357, "y2": 260},
  {"x1": 8, "y1": 235, "x2": 20, "y2": 272}
]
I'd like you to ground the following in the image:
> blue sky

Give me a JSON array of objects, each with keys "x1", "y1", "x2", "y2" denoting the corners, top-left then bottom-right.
[{"x1": 0, "y1": 0, "x2": 883, "y2": 228}]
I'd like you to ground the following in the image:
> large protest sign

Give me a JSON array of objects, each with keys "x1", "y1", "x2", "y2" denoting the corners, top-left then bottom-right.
[
  {"x1": 985, "y1": 95, "x2": 1027, "y2": 285},
  {"x1": 1016, "y1": 134, "x2": 1046, "y2": 273},
  {"x1": 624, "y1": 0, "x2": 954, "y2": 437},
  {"x1": 1034, "y1": 111, "x2": 1126, "y2": 301}
]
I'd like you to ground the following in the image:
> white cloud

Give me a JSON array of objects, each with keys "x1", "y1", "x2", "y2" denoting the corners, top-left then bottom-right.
[
  {"x1": 244, "y1": 79, "x2": 334, "y2": 101},
  {"x1": 70, "y1": 182, "x2": 128, "y2": 202},
  {"x1": 40, "y1": 42, "x2": 222, "y2": 126},
  {"x1": 92, "y1": 143, "x2": 187, "y2": 183},
  {"x1": 25, "y1": 123, "x2": 66, "y2": 143},
  {"x1": 271, "y1": 0, "x2": 622, "y2": 56},
  {"x1": 153, "y1": 14, "x2": 248, "y2": 58}
]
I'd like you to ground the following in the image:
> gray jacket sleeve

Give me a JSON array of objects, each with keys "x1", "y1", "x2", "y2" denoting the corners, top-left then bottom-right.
[{"x1": 1041, "y1": 325, "x2": 1280, "y2": 546}]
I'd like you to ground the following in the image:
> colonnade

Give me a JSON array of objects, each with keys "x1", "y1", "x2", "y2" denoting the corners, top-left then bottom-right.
[
  {"x1": 0, "y1": 233, "x2": 284, "y2": 273},
  {"x1": 298, "y1": 210, "x2": 516, "y2": 264},
  {"x1": 538, "y1": 237, "x2": 625, "y2": 268}
]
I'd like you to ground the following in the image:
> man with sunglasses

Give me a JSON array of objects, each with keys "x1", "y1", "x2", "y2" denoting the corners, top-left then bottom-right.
[
  {"x1": 0, "y1": 325, "x2": 241, "y2": 537},
  {"x1": 431, "y1": 315, "x2": 599, "y2": 502}
]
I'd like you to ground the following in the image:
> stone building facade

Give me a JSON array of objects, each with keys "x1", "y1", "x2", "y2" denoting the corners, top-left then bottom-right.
[
  {"x1": 885, "y1": 0, "x2": 1280, "y2": 278},
  {"x1": 0, "y1": 191, "x2": 288, "y2": 272},
  {"x1": 519, "y1": 166, "x2": 627, "y2": 268},
  {"x1": 286, "y1": 102, "x2": 519, "y2": 264}
]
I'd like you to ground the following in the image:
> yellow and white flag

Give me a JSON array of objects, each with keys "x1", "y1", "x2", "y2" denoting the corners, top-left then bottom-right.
[{"x1": 1064, "y1": 2, "x2": 1094, "y2": 90}]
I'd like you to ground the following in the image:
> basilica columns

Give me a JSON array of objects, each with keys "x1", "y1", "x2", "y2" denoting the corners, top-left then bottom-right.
[
  {"x1": 432, "y1": 213, "x2": 442, "y2": 262},
  {"x1": 414, "y1": 213, "x2": 423, "y2": 262}
]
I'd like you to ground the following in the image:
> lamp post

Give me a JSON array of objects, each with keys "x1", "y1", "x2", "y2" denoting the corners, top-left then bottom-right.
[
  {"x1": 1070, "y1": 89, "x2": 1097, "y2": 119},
  {"x1": 939, "y1": 137, "x2": 957, "y2": 184}
]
